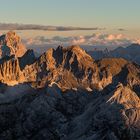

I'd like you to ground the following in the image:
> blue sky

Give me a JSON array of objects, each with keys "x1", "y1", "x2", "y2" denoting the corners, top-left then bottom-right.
[
  {"x1": 0, "y1": 0, "x2": 140, "y2": 48},
  {"x1": 0, "y1": 0, "x2": 140, "y2": 29}
]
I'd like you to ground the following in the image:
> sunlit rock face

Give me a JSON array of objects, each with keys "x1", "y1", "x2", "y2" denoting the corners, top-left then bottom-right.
[
  {"x1": 23, "y1": 45, "x2": 98, "y2": 90},
  {"x1": 23, "y1": 45, "x2": 140, "y2": 92},
  {"x1": 0, "y1": 33, "x2": 139, "y2": 91},
  {"x1": 0, "y1": 57, "x2": 25, "y2": 85},
  {"x1": 0, "y1": 32, "x2": 36, "y2": 85},
  {"x1": 0, "y1": 31, "x2": 140, "y2": 139},
  {"x1": 0, "y1": 31, "x2": 27, "y2": 58}
]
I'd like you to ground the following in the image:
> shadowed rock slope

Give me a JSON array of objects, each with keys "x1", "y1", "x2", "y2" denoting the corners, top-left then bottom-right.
[{"x1": 0, "y1": 83, "x2": 140, "y2": 140}]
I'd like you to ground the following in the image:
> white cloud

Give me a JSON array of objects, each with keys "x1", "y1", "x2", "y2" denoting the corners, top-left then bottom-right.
[
  {"x1": 24, "y1": 33, "x2": 139, "y2": 48},
  {"x1": 106, "y1": 34, "x2": 123, "y2": 41},
  {"x1": 72, "y1": 36, "x2": 85, "y2": 44},
  {"x1": 26, "y1": 38, "x2": 34, "y2": 45},
  {"x1": 135, "y1": 39, "x2": 140, "y2": 44}
]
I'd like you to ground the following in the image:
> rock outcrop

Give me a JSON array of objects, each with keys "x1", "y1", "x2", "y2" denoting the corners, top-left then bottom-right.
[
  {"x1": 0, "y1": 31, "x2": 139, "y2": 140},
  {"x1": 22, "y1": 45, "x2": 140, "y2": 92},
  {"x1": 0, "y1": 38, "x2": 139, "y2": 92},
  {"x1": 0, "y1": 56, "x2": 25, "y2": 85},
  {"x1": 0, "y1": 83, "x2": 139, "y2": 140},
  {"x1": 0, "y1": 31, "x2": 27, "y2": 58}
]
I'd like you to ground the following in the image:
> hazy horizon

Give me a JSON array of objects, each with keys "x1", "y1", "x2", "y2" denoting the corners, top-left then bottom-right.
[{"x1": 0, "y1": 0, "x2": 140, "y2": 50}]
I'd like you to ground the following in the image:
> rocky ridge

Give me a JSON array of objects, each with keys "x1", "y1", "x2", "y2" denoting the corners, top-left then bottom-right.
[
  {"x1": 0, "y1": 36, "x2": 139, "y2": 92},
  {"x1": 0, "y1": 31, "x2": 27, "y2": 58},
  {"x1": 88, "y1": 43, "x2": 140, "y2": 65},
  {"x1": 0, "y1": 31, "x2": 140, "y2": 139}
]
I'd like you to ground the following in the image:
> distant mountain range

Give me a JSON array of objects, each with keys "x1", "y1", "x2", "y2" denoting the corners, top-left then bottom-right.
[
  {"x1": 88, "y1": 43, "x2": 140, "y2": 64},
  {"x1": 0, "y1": 31, "x2": 140, "y2": 140}
]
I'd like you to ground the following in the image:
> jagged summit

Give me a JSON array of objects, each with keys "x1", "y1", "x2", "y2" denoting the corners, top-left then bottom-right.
[
  {"x1": 45, "y1": 45, "x2": 93, "y2": 61},
  {"x1": 0, "y1": 31, "x2": 140, "y2": 139},
  {"x1": 0, "y1": 31, "x2": 139, "y2": 91},
  {"x1": 0, "y1": 32, "x2": 139, "y2": 92},
  {"x1": 0, "y1": 31, "x2": 27, "y2": 58}
]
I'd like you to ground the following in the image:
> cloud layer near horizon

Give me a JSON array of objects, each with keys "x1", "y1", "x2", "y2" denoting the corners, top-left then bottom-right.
[
  {"x1": 0, "y1": 23, "x2": 105, "y2": 31},
  {"x1": 24, "y1": 33, "x2": 140, "y2": 48}
]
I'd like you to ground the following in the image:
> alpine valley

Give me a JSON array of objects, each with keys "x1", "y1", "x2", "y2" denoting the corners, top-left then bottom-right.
[{"x1": 0, "y1": 31, "x2": 140, "y2": 140}]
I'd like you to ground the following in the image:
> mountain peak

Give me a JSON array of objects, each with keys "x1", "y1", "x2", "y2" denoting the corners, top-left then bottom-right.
[
  {"x1": 64, "y1": 45, "x2": 88, "y2": 54},
  {"x1": 43, "y1": 45, "x2": 94, "y2": 65},
  {"x1": 6, "y1": 30, "x2": 16, "y2": 37},
  {"x1": 0, "y1": 31, "x2": 27, "y2": 58}
]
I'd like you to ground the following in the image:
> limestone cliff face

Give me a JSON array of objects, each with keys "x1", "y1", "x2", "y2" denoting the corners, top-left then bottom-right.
[
  {"x1": 0, "y1": 31, "x2": 27, "y2": 58},
  {"x1": 0, "y1": 31, "x2": 34, "y2": 85},
  {"x1": 0, "y1": 56, "x2": 25, "y2": 85},
  {"x1": 23, "y1": 45, "x2": 140, "y2": 92},
  {"x1": 0, "y1": 32, "x2": 139, "y2": 92},
  {"x1": 23, "y1": 45, "x2": 98, "y2": 89},
  {"x1": 0, "y1": 43, "x2": 139, "y2": 92}
]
